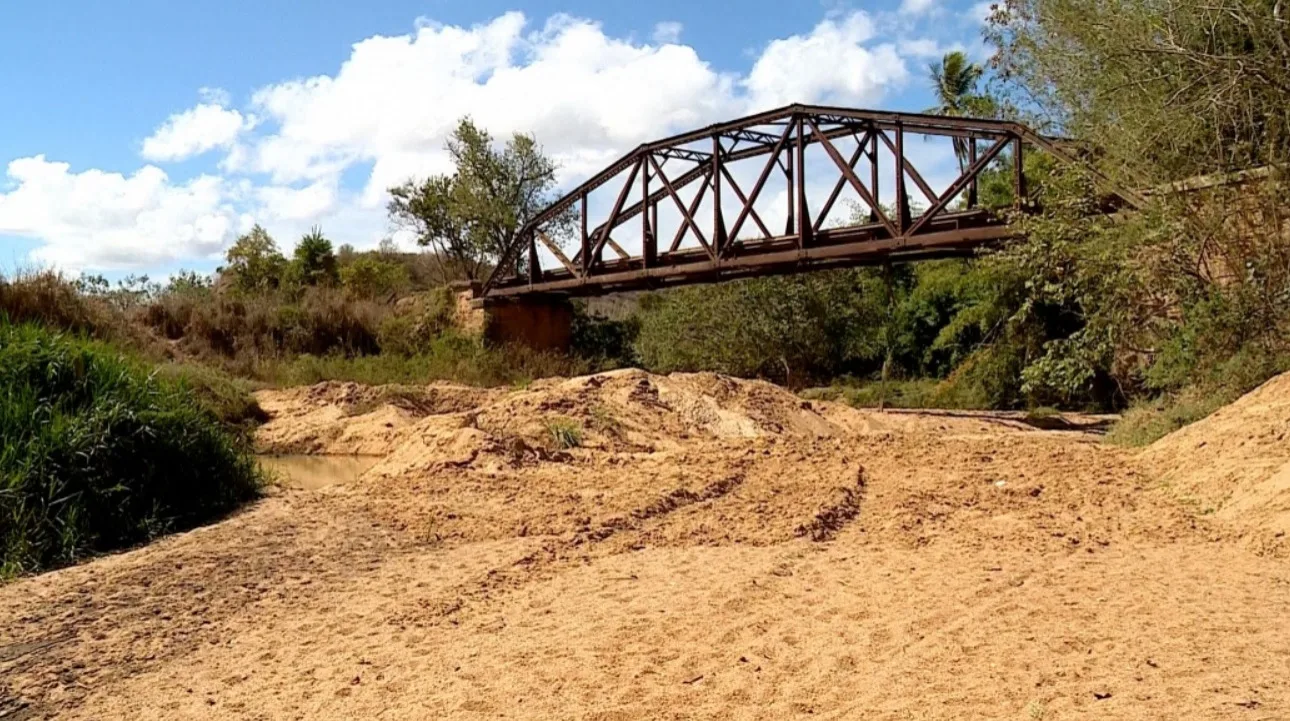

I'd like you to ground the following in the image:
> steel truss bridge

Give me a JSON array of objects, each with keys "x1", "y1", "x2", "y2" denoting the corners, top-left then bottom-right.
[{"x1": 480, "y1": 104, "x2": 1144, "y2": 299}]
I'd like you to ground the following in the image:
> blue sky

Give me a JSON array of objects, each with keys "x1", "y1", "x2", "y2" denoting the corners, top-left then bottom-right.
[{"x1": 0, "y1": 0, "x2": 992, "y2": 277}]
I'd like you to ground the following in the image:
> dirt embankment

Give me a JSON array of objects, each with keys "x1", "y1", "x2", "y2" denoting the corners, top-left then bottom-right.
[
  {"x1": 2, "y1": 369, "x2": 1289, "y2": 720},
  {"x1": 1142, "y1": 372, "x2": 1290, "y2": 553}
]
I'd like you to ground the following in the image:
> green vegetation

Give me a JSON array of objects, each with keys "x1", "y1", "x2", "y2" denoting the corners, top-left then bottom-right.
[
  {"x1": 0, "y1": 321, "x2": 263, "y2": 578},
  {"x1": 388, "y1": 117, "x2": 570, "y2": 282},
  {"x1": 544, "y1": 417, "x2": 583, "y2": 450}
]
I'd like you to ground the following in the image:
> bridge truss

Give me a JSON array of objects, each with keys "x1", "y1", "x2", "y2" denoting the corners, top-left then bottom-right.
[{"x1": 481, "y1": 103, "x2": 1143, "y2": 299}]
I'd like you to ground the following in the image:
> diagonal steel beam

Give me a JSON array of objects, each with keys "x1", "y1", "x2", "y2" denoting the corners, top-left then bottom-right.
[
  {"x1": 536, "y1": 230, "x2": 579, "y2": 276},
  {"x1": 813, "y1": 130, "x2": 872, "y2": 234},
  {"x1": 875, "y1": 129, "x2": 939, "y2": 207},
  {"x1": 805, "y1": 116, "x2": 898, "y2": 239},
  {"x1": 726, "y1": 122, "x2": 795, "y2": 249},
  {"x1": 647, "y1": 154, "x2": 712, "y2": 259},
  {"x1": 589, "y1": 158, "x2": 642, "y2": 267},
  {"x1": 906, "y1": 135, "x2": 1011, "y2": 237},
  {"x1": 719, "y1": 164, "x2": 773, "y2": 241},
  {"x1": 668, "y1": 172, "x2": 712, "y2": 253}
]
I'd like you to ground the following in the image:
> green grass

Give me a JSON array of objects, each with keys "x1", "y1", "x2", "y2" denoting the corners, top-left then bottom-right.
[
  {"x1": 1105, "y1": 385, "x2": 1238, "y2": 447},
  {"x1": 152, "y1": 362, "x2": 268, "y2": 430},
  {"x1": 255, "y1": 332, "x2": 588, "y2": 388},
  {"x1": 1, "y1": 321, "x2": 264, "y2": 578},
  {"x1": 800, "y1": 379, "x2": 953, "y2": 409},
  {"x1": 544, "y1": 417, "x2": 583, "y2": 449}
]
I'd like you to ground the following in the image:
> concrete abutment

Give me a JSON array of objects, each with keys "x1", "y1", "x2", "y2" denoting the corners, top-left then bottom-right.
[{"x1": 452, "y1": 281, "x2": 574, "y2": 352}]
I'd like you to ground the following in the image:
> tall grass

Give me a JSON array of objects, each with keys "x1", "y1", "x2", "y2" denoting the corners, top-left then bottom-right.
[
  {"x1": 255, "y1": 332, "x2": 588, "y2": 387},
  {"x1": 0, "y1": 321, "x2": 263, "y2": 578}
]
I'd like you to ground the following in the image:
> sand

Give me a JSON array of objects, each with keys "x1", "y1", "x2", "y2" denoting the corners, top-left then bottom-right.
[{"x1": 2, "y1": 369, "x2": 1288, "y2": 720}]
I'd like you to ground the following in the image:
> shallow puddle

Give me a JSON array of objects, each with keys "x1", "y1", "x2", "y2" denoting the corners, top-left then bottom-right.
[{"x1": 257, "y1": 454, "x2": 381, "y2": 490}]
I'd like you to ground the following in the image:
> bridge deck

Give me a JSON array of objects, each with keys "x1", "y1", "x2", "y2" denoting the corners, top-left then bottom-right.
[{"x1": 487, "y1": 209, "x2": 1010, "y2": 297}]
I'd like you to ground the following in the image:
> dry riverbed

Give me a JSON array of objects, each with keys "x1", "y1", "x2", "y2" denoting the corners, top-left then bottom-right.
[{"x1": 3, "y1": 369, "x2": 1289, "y2": 720}]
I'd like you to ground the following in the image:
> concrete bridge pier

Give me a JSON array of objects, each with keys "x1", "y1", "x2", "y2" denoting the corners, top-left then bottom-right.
[{"x1": 453, "y1": 282, "x2": 574, "y2": 352}]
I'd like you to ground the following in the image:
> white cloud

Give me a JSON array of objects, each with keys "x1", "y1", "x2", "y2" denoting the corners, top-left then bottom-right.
[
  {"x1": 901, "y1": 38, "x2": 960, "y2": 59},
  {"x1": 241, "y1": 12, "x2": 739, "y2": 191},
  {"x1": 0, "y1": 156, "x2": 236, "y2": 269},
  {"x1": 141, "y1": 102, "x2": 254, "y2": 162},
  {"x1": 743, "y1": 13, "x2": 908, "y2": 109},
  {"x1": 652, "y1": 21, "x2": 683, "y2": 44},
  {"x1": 900, "y1": 0, "x2": 938, "y2": 15},
  {"x1": 4, "y1": 9, "x2": 934, "y2": 272}
]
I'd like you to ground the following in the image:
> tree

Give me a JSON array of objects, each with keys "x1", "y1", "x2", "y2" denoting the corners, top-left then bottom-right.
[
  {"x1": 340, "y1": 256, "x2": 410, "y2": 298},
  {"x1": 290, "y1": 226, "x2": 339, "y2": 287},
  {"x1": 925, "y1": 51, "x2": 995, "y2": 170},
  {"x1": 224, "y1": 225, "x2": 286, "y2": 293},
  {"x1": 387, "y1": 117, "x2": 567, "y2": 282}
]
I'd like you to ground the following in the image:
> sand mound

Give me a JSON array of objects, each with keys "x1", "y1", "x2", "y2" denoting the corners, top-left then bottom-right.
[
  {"x1": 1143, "y1": 373, "x2": 1290, "y2": 552},
  {"x1": 254, "y1": 381, "x2": 505, "y2": 455},
  {"x1": 8, "y1": 370, "x2": 1285, "y2": 721},
  {"x1": 252, "y1": 370, "x2": 1195, "y2": 555}
]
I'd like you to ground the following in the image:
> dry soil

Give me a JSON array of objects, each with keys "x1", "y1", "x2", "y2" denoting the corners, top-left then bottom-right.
[{"x1": 3, "y1": 369, "x2": 1289, "y2": 720}]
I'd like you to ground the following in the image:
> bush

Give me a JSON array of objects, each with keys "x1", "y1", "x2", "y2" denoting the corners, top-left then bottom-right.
[
  {"x1": 376, "y1": 287, "x2": 456, "y2": 356},
  {"x1": 143, "y1": 285, "x2": 385, "y2": 361},
  {"x1": 151, "y1": 363, "x2": 268, "y2": 431},
  {"x1": 0, "y1": 322, "x2": 263, "y2": 577},
  {"x1": 1105, "y1": 387, "x2": 1236, "y2": 447},
  {"x1": 340, "y1": 256, "x2": 411, "y2": 299},
  {"x1": 544, "y1": 417, "x2": 583, "y2": 449},
  {"x1": 1, "y1": 270, "x2": 149, "y2": 349},
  {"x1": 257, "y1": 332, "x2": 586, "y2": 387},
  {"x1": 570, "y1": 303, "x2": 639, "y2": 368}
]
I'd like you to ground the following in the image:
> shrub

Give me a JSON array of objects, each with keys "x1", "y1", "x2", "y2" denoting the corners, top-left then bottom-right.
[
  {"x1": 0, "y1": 322, "x2": 263, "y2": 577},
  {"x1": 1, "y1": 270, "x2": 131, "y2": 342},
  {"x1": 256, "y1": 332, "x2": 586, "y2": 387},
  {"x1": 143, "y1": 285, "x2": 385, "y2": 361},
  {"x1": 376, "y1": 286, "x2": 456, "y2": 356},
  {"x1": 1105, "y1": 387, "x2": 1236, "y2": 447},
  {"x1": 151, "y1": 363, "x2": 268, "y2": 431},
  {"x1": 340, "y1": 256, "x2": 411, "y2": 299},
  {"x1": 544, "y1": 417, "x2": 583, "y2": 449}
]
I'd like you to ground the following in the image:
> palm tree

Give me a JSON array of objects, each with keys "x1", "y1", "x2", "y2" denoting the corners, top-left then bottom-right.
[{"x1": 925, "y1": 51, "x2": 993, "y2": 171}]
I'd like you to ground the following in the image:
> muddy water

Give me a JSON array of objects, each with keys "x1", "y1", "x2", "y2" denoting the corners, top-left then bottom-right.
[{"x1": 257, "y1": 455, "x2": 381, "y2": 490}]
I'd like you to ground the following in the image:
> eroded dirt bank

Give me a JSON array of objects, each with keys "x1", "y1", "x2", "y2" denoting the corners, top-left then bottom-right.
[{"x1": 3, "y1": 369, "x2": 1289, "y2": 720}]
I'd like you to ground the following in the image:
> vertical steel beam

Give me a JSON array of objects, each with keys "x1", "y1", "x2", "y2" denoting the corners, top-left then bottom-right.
[
  {"x1": 968, "y1": 139, "x2": 979, "y2": 208},
  {"x1": 526, "y1": 232, "x2": 540, "y2": 284},
  {"x1": 642, "y1": 159, "x2": 654, "y2": 267},
  {"x1": 895, "y1": 122, "x2": 908, "y2": 235},
  {"x1": 785, "y1": 122, "x2": 795, "y2": 235},
  {"x1": 652, "y1": 198, "x2": 659, "y2": 246},
  {"x1": 580, "y1": 192, "x2": 589, "y2": 275},
  {"x1": 795, "y1": 114, "x2": 811, "y2": 248},
  {"x1": 712, "y1": 134, "x2": 725, "y2": 256},
  {"x1": 1013, "y1": 136, "x2": 1026, "y2": 208},
  {"x1": 870, "y1": 128, "x2": 879, "y2": 223}
]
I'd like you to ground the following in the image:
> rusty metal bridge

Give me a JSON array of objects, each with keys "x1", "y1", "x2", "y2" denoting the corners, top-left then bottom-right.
[{"x1": 480, "y1": 104, "x2": 1144, "y2": 299}]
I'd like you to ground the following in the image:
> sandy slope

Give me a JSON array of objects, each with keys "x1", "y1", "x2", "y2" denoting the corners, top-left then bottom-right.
[{"x1": 3, "y1": 370, "x2": 1289, "y2": 720}]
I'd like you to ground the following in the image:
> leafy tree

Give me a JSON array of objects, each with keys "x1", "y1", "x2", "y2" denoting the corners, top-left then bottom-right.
[
  {"x1": 925, "y1": 51, "x2": 995, "y2": 170},
  {"x1": 166, "y1": 270, "x2": 213, "y2": 295},
  {"x1": 387, "y1": 117, "x2": 568, "y2": 282},
  {"x1": 224, "y1": 225, "x2": 287, "y2": 293},
  {"x1": 340, "y1": 256, "x2": 411, "y2": 298},
  {"x1": 985, "y1": 0, "x2": 1290, "y2": 181},
  {"x1": 289, "y1": 226, "x2": 340, "y2": 287}
]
